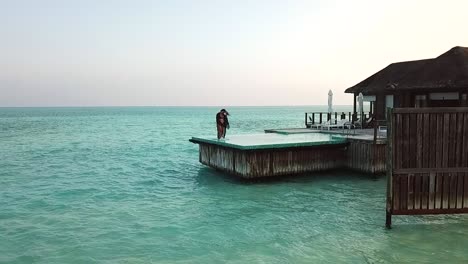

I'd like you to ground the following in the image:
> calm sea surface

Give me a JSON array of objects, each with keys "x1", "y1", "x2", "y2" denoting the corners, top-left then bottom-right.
[{"x1": 1, "y1": 106, "x2": 468, "y2": 263}]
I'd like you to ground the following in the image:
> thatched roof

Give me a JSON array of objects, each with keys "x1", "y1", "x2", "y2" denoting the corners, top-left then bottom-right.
[{"x1": 345, "y1": 46, "x2": 468, "y2": 94}]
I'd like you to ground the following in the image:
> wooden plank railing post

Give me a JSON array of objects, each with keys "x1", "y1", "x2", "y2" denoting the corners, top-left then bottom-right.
[
  {"x1": 361, "y1": 113, "x2": 365, "y2": 128},
  {"x1": 305, "y1": 113, "x2": 308, "y2": 127},
  {"x1": 335, "y1": 112, "x2": 337, "y2": 124},
  {"x1": 372, "y1": 121, "x2": 378, "y2": 178},
  {"x1": 386, "y1": 211, "x2": 392, "y2": 229},
  {"x1": 373, "y1": 121, "x2": 378, "y2": 141},
  {"x1": 319, "y1": 113, "x2": 322, "y2": 124},
  {"x1": 312, "y1": 113, "x2": 315, "y2": 125},
  {"x1": 386, "y1": 108, "x2": 394, "y2": 229}
]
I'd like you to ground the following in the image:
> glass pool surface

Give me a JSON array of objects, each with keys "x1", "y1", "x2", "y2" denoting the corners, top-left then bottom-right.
[{"x1": 191, "y1": 133, "x2": 347, "y2": 150}]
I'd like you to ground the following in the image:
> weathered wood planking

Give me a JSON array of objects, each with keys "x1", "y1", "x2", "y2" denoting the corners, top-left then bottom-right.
[
  {"x1": 386, "y1": 107, "x2": 468, "y2": 228},
  {"x1": 198, "y1": 143, "x2": 348, "y2": 178},
  {"x1": 196, "y1": 137, "x2": 387, "y2": 179},
  {"x1": 346, "y1": 139, "x2": 386, "y2": 174}
]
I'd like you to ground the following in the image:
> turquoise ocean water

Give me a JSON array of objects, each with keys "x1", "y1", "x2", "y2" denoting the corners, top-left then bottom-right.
[{"x1": 1, "y1": 106, "x2": 468, "y2": 263}]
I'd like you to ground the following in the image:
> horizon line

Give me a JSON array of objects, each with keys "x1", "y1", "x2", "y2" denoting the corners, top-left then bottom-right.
[{"x1": 0, "y1": 104, "x2": 353, "y2": 108}]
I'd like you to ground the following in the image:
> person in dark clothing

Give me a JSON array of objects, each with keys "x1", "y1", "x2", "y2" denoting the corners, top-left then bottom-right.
[
  {"x1": 216, "y1": 109, "x2": 230, "y2": 139},
  {"x1": 216, "y1": 110, "x2": 224, "y2": 139},
  {"x1": 223, "y1": 110, "x2": 230, "y2": 138}
]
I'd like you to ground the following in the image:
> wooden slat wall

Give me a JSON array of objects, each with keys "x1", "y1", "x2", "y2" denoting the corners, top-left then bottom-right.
[
  {"x1": 268, "y1": 148, "x2": 345, "y2": 177},
  {"x1": 346, "y1": 139, "x2": 386, "y2": 174},
  {"x1": 388, "y1": 107, "x2": 468, "y2": 218},
  {"x1": 199, "y1": 143, "x2": 347, "y2": 178},
  {"x1": 199, "y1": 140, "x2": 387, "y2": 179}
]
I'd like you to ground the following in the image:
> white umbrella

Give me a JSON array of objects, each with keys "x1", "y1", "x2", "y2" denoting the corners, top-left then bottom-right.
[
  {"x1": 328, "y1": 90, "x2": 333, "y2": 113},
  {"x1": 357, "y1": 92, "x2": 364, "y2": 126},
  {"x1": 357, "y1": 92, "x2": 364, "y2": 116}
]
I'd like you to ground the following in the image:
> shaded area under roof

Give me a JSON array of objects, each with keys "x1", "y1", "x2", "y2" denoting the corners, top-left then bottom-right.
[{"x1": 345, "y1": 46, "x2": 468, "y2": 94}]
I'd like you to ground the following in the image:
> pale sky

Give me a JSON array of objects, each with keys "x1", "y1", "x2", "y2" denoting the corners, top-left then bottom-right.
[{"x1": 1, "y1": 0, "x2": 467, "y2": 107}]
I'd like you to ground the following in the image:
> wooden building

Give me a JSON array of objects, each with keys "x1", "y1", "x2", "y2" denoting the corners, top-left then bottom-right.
[{"x1": 345, "y1": 46, "x2": 468, "y2": 120}]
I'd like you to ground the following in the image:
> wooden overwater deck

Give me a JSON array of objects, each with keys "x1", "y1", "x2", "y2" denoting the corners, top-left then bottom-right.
[{"x1": 190, "y1": 129, "x2": 386, "y2": 179}]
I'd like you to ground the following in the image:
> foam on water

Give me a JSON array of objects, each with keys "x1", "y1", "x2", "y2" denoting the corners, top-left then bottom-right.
[{"x1": 1, "y1": 106, "x2": 468, "y2": 263}]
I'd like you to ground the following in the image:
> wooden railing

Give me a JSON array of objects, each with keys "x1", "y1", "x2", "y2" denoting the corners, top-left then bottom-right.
[
  {"x1": 305, "y1": 112, "x2": 372, "y2": 128},
  {"x1": 386, "y1": 107, "x2": 468, "y2": 228}
]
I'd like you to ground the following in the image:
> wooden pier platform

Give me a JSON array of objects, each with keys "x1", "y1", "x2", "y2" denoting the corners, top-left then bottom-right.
[{"x1": 190, "y1": 131, "x2": 386, "y2": 179}]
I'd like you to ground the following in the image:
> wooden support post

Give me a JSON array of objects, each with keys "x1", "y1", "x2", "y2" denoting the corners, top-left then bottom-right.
[
  {"x1": 305, "y1": 113, "x2": 308, "y2": 127},
  {"x1": 386, "y1": 212, "x2": 392, "y2": 229},
  {"x1": 372, "y1": 121, "x2": 378, "y2": 178},
  {"x1": 385, "y1": 108, "x2": 393, "y2": 229},
  {"x1": 312, "y1": 113, "x2": 315, "y2": 125},
  {"x1": 319, "y1": 113, "x2": 322, "y2": 124},
  {"x1": 353, "y1": 94, "x2": 357, "y2": 121},
  {"x1": 361, "y1": 113, "x2": 365, "y2": 128},
  {"x1": 335, "y1": 112, "x2": 337, "y2": 124}
]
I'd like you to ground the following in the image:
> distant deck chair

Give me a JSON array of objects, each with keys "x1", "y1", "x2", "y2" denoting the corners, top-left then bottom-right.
[
  {"x1": 353, "y1": 116, "x2": 374, "y2": 129},
  {"x1": 310, "y1": 122, "x2": 324, "y2": 129},
  {"x1": 309, "y1": 116, "x2": 327, "y2": 129},
  {"x1": 321, "y1": 119, "x2": 350, "y2": 130}
]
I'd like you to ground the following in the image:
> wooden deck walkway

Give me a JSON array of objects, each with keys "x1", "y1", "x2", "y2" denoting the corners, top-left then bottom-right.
[{"x1": 265, "y1": 128, "x2": 387, "y2": 143}]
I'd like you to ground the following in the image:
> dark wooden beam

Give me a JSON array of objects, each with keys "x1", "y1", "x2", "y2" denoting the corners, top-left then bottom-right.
[
  {"x1": 394, "y1": 168, "x2": 468, "y2": 174},
  {"x1": 393, "y1": 208, "x2": 468, "y2": 215},
  {"x1": 385, "y1": 108, "x2": 393, "y2": 229},
  {"x1": 353, "y1": 93, "x2": 357, "y2": 122},
  {"x1": 353, "y1": 93, "x2": 357, "y2": 113},
  {"x1": 393, "y1": 107, "x2": 468, "y2": 114}
]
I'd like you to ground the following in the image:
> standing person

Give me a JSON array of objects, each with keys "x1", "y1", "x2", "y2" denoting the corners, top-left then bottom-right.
[
  {"x1": 216, "y1": 109, "x2": 225, "y2": 139},
  {"x1": 222, "y1": 109, "x2": 230, "y2": 138},
  {"x1": 216, "y1": 109, "x2": 230, "y2": 139}
]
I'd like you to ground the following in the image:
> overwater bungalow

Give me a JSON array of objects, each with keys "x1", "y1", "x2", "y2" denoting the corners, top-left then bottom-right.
[
  {"x1": 345, "y1": 46, "x2": 468, "y2": 120},
  {"x1": 191, "y1": 46, "x2": 468, "y2": 180},
  {"x1": 190, "y1": 46, "x2": 468, "y2": 228}
]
